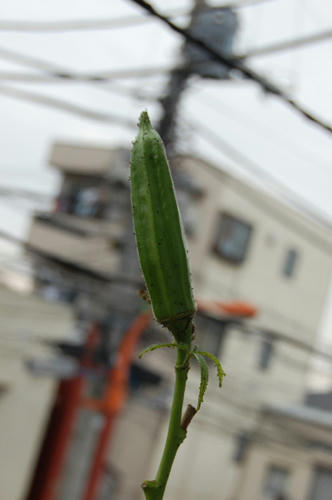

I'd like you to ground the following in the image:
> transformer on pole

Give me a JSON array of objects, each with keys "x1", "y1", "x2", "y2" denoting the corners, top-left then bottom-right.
[{"x1": 158, "y1": 2, "x2": 239, "y2": 153}]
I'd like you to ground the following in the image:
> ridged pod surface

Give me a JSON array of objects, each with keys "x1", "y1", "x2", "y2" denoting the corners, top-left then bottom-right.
[{"x1": 130, "y1": 111, "x2": 195, "y2": 336}]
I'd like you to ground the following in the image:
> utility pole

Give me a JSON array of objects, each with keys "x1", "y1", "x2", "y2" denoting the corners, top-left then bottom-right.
[
  {"x1": 157, "y1": 0, "x2": 238, "y2": 154},
  {"x1": 157, "y1": 0, "x2": 207, "y2": 154}
]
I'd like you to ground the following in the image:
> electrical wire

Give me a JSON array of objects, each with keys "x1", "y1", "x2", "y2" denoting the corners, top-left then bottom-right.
[
  {"x1": 192, "y1": 87, "x2": 330, "y2": 170},
  {"x1": 1, "y1": 80, "x2": 332, "y2": 265},
  {"x1": 0, "y1": 339, "x2": 320, "y2": 463},
  {"x1": 0, "y1": 8, "x2": 189, "y2": 32},
  {"x1": 1, "y1": 222, "x2": 332, "y2": 370},
  {"x1": 0, "y1": 45, "x2": 161, "y2": 102},
  {"x1": 0, "y1": 227, "x2": 143, "y2": 288},
  {"x1": 125, "y1": 396, "x2": 329, "y2": 469},
  {"x1": 229, "y1": 0, "x2": 278, "y2": 7},
  {"x1": 133, "y1": 385, "x2": 332, "y2": 462},
  {"x1": 2, "y1": 25, "x2": 332, "y2": 83},
  {"x1": 0, "y1": 180, "x2": 330, "y2": 360},
  {"x1": 0, "y1": 2, "x2": 276, "y2": 33},
  {"x1": 1, "y1": 267, "x2": 331, "y2": 454},
  {"x1": 238, "y1": 28, "x2": 332, "y2": 59},
  {"x1": 0, "y1": 185, "x2": 51, "y2": 201},
  {"x1": 186, "y1": 117, "x2": 332, "y2": 240},
  {"x1": 0, "y1": 65, "x2": 174, "y2": 83},
  {"x1": 1, "y1": 42, "x2": 331, "y2": 238},
  {"x1": 0, "y1": 84, "x2": 137, "y2": 127},
  {"x1": 1, "y1": 3, "x2": 331, "y2": 141},
  {"x1": 130, "y1": 0, "x2": 332, "y2": 136}
]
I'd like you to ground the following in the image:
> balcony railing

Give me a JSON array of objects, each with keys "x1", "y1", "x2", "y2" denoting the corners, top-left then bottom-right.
[{"x1": 28, "y1": 213, "x2": 121, "y2": 273}]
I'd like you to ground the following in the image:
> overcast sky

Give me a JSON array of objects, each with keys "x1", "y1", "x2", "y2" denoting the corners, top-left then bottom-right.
[
  {"x1": 1, "y1": 0, "x2": 332, "y2": 230},
  {"x1": 1, "y1": 0, "x2": 332, "y2": 364}
]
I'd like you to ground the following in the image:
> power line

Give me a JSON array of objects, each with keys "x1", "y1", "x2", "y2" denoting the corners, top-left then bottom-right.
[
  {"x1": 0, "y1": 84, "x2": 137, "y2": 127},
  {"x1": 0, "y1": 65, "x2": 173, "y2": 83},
  {"x1": 193, "y1": 87, "x2": 331, "y2": 170},
  {"x1": 0, "y1": 337, "x2": 326, "y2": 459},
  {"x1": 130, "y1": 0, "x2": 332, "y2": 136},
  {"x1": 239, "y1": 28, "x2": 332, "y2": 58},
  {"x1": 0, "y1": 2, "x2": 275, "y2": 32},
  {"x1": 0, "y1": 46, "x2": 68, "y2": 73},
  {"x1": 100, "y1": 82, "x2": 158, "y2": 101},
  {"x1": 2, "y1": 25, "x2": 331, "y2": 87},
  {"x1": 2, "y1": 223, "x2": 331, "y2": 366},
  {"x1": 7, "y1": 25, "x2": 332, "y2": 86},
  {"x1": 0, "y1": 45, "x2": 161, "y2": 105},
  {"x1": 1, "y1": 7, "x2": 330, "y2": 140},
  {"x1": 218, "y1": 316, "x2": 332, "y2": 366},
  {"x1": 229, "y1": 0, "x2": 278, "y2": 7},
  {"x1": 0, "y1": 228, "x2": 143, "y2": 288},
  {"x1": 4, "y1": 27, "x2": 332, "y2": 83},
  {"x1": 0, "y1": 197, "x2": 324, "y2": 356},
  {"x1": 0, "y1": 8, "x2": 189, "y2": 32},
  {"x1": 187, "y1": 116, "x2": 332, "y2": 234},
  {"x1": 2, "y1": 75, "x2": 331, "y2": 248},
  {"x1": 0, "y1": 185, "x2": 51, "y2": 201},
  {"x1": 1, "y1": 256, "x2": 331, "y2": 385}
]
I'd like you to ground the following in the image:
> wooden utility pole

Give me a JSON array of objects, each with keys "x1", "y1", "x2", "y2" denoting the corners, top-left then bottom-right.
[{"x1": 157, "y1": 0, "x2": 238, "y2": 154}]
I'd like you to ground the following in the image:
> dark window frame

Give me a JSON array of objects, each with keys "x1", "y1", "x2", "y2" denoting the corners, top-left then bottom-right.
[
  {"x1": 282, "y1": 248, "x2": 299, "y2": 278},
  {"x1": 257, "y1": 333, "x2": 275, "y2": 371},
  {"x1": 194, "y1": 312, "x2": 228, "y2": 359},
  {"x1": 309, "y1": 465, "x2": 332, "y2": 500},
  {"x1": 212, "y1": 212, "x2": 253, "y2": 265},
  {"x1": 262, "y1": 464, "x2": 289, "y2": 499}
]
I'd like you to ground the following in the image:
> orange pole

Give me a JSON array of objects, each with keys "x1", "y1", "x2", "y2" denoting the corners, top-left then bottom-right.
[
  {"x1": 82, "y1": 300, "x2": 256, "y2": 499},
  {"x1": 82, "y1": 312, "x2": 152, "y2": 500},
  {"x1": 25, "y1": 324, "x2": 100, "y2": 500}
]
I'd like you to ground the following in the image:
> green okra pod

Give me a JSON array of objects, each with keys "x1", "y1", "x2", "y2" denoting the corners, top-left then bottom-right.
[{"x1": 130, "y1": 111, "x2": 195, "y2": 339}]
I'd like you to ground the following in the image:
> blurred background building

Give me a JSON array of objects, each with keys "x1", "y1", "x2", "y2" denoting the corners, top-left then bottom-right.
[
  {"x1": 7, "y1": 138, "x2": 332, "y2": 500},
  {"x1": 1, "y1": 1, "x2": 332, "y2": 500},
  {"x1": 0, "y1": 284, "x2": 73, "y2": 500}
]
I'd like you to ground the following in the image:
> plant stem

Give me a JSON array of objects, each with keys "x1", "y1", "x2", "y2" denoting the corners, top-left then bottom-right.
[{"x1": 142, "y1": 326, "x2": 192, "y2": 500}]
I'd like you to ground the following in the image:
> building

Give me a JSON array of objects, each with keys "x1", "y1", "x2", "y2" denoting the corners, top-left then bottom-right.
[
  {"x1": 26, "y1": 142, "x2": 151, "y2": 500},
  {"x1": 26, "y1": 142, "x2": 332, "y2": 500},
  {"x1": 142, "y1": 155, "x2": 332, "y2": 500},
  {"x1": 233, "y1": 400, "x2": 332, "y2": 500},
  {"x1": 0, "y1": 283, "x2": 73, "y2": 500}
]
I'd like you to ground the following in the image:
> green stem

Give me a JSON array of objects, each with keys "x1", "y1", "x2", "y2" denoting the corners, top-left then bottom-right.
[{"x1": 142, "y1": 327, "x2": 192, "y2": 500}]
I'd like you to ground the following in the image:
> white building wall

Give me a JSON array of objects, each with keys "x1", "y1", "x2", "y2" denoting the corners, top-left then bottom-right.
[
  {"x1": 0, "y1": 285, "x2": 73, "y2": 500},
  {"x1": 140, "y1": 155, "x2": 332, "y2": 500}
]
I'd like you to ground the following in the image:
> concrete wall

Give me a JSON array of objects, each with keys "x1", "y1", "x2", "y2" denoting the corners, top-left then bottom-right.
[
  {"x1": 24, "y1": 145, "x2": 332, "y2": 500},
  {"x1": 234, "y1": 417, "x2": 332, "y2": 500},
  {"x1": 129, "y1": 154, "x2": 332, "y2": 500},
  {"x1": 180, "y1": 155, "x2": 332, "y2": 344},
  {"x1": 49, "y1": 143, "x2": 128, "y2": 175},
  {"x1": 29, "y1": 216, "x2": 121, "y2": 273},
  {"x1": 0, "y1": 285, "x2": 73, "y2": 500},
  {"x1": 106, "y1": 395, "x2": 166, "y2": 500}
]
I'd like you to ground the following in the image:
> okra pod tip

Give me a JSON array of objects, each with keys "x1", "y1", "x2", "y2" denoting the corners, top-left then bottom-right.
[{"x1": 130, "y1": 111, "x2": 195, "y2": 339}]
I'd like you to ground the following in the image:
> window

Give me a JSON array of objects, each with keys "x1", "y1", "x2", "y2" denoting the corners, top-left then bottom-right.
[
  {"x1": 233, "y1": 432, "x2": 250, "y2": 463},
  {"x1": 282, "y1": 248, "x2": 298, "y2": 278},
  {"x1": 213, "y1": 213, "x2": 252, "y2": 264},
  {"x1": 309, "y1": 466, "x2": 332, "y2": 500},
  {"x1": 195, "y1": 313, "x2": 227, "y2": 358},
  {"x1": 262, "y1": 465, "x2": 289, "y2": 499},
  {"x1": 258, "y1": 334, "x2": 275, "y2": 371}
]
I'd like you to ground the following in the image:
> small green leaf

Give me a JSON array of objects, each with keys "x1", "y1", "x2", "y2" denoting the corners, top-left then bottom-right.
[
  {"x1": 138, "y1": 343, "x2": 177, "y2": 359},
  {"x1": 193, "y1": 352, "x2": 209, "y2": 411},
  {"x1": 198, "y1": 351, "x2": 226, "y2": 387}
]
